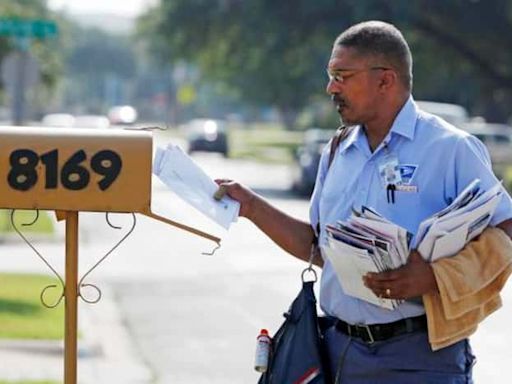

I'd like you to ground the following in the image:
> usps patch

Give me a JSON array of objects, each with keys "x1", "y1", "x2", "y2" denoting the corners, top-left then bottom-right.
[{"x1": 398, "y1": 164, "x2": 417, "y2": 184}]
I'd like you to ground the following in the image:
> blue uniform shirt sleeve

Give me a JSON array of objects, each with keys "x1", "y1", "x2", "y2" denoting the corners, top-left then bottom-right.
[{"x1": 445, "y1": 134, "x2": 512, "y2": 225}]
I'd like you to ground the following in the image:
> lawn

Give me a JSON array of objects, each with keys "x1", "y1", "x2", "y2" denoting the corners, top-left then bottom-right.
[
  {"x1": 228, "y1": 122, "x2": 304, "y2": 164},
  {"x1": 0, "y1": 273, "x2": 64, "y2": 339},
  {"x1": 0, "y1": 210, "x2": 54, "y2": 235}
]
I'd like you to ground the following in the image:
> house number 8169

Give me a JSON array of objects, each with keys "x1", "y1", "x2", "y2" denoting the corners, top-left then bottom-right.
[{"x1": 7, "y1": 149, "x2": 122, "y2": 192}]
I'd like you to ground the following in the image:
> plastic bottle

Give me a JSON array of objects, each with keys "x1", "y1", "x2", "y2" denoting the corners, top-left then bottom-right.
[{"x1": 254, "y1": 328, "x2": 271, "y2": 373}]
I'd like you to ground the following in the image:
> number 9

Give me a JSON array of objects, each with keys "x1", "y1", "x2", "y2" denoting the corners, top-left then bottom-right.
[{"x1": 91, "y1": 150, "x2": 122, "y2": 190}]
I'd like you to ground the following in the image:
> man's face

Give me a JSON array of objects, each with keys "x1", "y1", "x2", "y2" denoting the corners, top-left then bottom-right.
[{"x1": 326, "y1": 45, "x2": 384, "y2": 126}]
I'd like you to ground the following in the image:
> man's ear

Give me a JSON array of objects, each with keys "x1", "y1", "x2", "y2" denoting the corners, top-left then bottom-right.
[{"x1": 379, "y1": 69, "x2": 397, "y2": 92}]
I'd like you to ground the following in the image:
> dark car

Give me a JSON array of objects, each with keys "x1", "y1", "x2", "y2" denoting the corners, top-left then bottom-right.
[
  {"x1": 185, "y1": 119, "x2": 229, "y2": 157},
  {"x1": 292, "y1": 128, "x2": 335, "y2": 196}
]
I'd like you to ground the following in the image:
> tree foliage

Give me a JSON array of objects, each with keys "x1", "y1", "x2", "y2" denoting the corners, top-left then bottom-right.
[
  {"x1": 62, "y1": 25, "x2": 137, "y2": 113},
  {"x1": 397, "y1": 0, "x2": 512, "y2": 121},
  {"x1": 0, "y1": 0, "x2": 63, "y2": 91},
  {"x1": 139, "y1": 0, "x2": 512, "y2": 124}
]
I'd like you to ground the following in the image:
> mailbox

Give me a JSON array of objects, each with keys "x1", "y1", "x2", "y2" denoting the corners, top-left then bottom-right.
[{"x1": 0, "y1": 126, "x2": 153, "y2": 213}]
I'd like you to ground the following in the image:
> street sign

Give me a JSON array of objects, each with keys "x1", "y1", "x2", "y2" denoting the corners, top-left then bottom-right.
[
  {"x1": 0, "y1": 18, "x2": 58, "y2": 38},
  {"x1": 0, "y1": 126, "x2": 153, "y2": 212}
]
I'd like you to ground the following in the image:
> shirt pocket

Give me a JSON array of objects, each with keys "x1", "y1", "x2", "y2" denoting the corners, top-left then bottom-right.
[
  {"x1": 380, "y1": 188, "x2": 422, "y2": 228},
  {"x1": 394, "y1": 189, "x2": 421, "y2": 207}
]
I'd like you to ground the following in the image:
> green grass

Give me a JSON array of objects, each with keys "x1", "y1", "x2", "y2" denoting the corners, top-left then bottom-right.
[
  {"x1": 0, "y1": 210, "x2": 54, "y2": 235},
  {"x1": 228, "y1": 123, "x2": 304, "y2": 164},
  {"x1": 0, "y1": 273, "x2": 64, "y2": 339}
]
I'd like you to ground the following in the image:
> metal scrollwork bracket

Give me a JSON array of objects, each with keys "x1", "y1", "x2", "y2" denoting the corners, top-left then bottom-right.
[
  {"x1": 78, "y1": 212, "x2": 136, "y2": 304},
  {"x1": 10, "y1": 209, "x2": 65, "y2": 308}
]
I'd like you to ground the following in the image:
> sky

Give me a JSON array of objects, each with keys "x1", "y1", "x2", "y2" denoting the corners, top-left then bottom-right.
[{"x1": 48, "y1": 0, "x2": 157, "y2": 18}]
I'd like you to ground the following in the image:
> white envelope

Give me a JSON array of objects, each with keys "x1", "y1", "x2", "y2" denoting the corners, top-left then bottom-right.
[
  {"x1": 429, "y1": 222, "x2": 469, "y2": 262},
  {"x1": 418, "y1": 194, "x2": 500, "y2": 260},
  {"x1": 323, "y1": 240, "x2": 395, "y2": 310},
  {"x1": 153, "y1": 145, "x2": 240, "y2": 229}
]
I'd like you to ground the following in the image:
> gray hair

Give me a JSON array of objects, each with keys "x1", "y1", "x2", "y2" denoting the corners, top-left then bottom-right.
[{"x1": 334, "y1": 21, "x2": 413, "y2": 90}]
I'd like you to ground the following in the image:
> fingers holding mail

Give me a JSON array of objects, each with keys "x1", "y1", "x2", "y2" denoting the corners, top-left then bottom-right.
[
  {"x1": 363, "y1": 252, "x2": 438, "y2": 300},
  {"x1": 364, "y1": 273, "x2": 403, "y2": 300},
  {"x1": 213, "y1": 179, "x2": 259, "y2": 218}
]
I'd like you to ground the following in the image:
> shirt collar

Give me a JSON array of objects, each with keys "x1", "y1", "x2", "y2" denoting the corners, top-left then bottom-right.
[
  {"x1": 338, "y1": 125, "x2": 360, "y2": 154},
  {"x1": 388, "y1": 95, "x2": 417, "y2": 141},
  {"x1": 338, "y1": 96, "x2": 418, "y2": 154}
]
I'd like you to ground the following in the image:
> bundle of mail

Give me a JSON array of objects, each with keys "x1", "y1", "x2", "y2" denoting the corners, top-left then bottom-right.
[{"x1": 322, "y1": 179, "x2": 503, "y2": 310}]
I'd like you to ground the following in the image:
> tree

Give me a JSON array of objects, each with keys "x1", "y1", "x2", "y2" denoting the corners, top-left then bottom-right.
[
  {"x1": 395, "y1": 0, "x2": 512, "y2": 121},
  {"x1": 138, "y1": 0, "x2": 344, "y2": 128},
  {"x1": 64, "y1": 26, "x2": 137, "y2": 112},
  {"x1": 138, "y1": 0, "x2": 512, "y2": 124}
]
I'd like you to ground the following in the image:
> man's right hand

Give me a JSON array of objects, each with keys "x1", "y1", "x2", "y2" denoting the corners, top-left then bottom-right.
[{"x1": 214, "y1": 179, "x2": 258, "y2": 219}]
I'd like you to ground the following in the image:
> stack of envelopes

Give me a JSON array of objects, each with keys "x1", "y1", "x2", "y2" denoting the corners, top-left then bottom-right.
[{"x1": 323, "y1": 179, "x2": 503, "y2": 310}]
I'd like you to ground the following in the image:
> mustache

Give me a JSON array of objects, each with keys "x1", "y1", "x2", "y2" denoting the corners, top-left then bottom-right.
[{"x1": 331, "y1": 94, "x2": 346, "y2": 107}]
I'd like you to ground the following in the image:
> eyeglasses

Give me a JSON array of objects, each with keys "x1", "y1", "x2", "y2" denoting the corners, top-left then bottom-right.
[{"x1": 326, "y1": 66, "x2": 391, "y2": 83}]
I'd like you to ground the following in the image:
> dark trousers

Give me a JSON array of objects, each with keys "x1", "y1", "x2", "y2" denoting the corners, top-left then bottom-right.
[{"x1": 324, "y1": 325, "x2": 475, "y2": 383}]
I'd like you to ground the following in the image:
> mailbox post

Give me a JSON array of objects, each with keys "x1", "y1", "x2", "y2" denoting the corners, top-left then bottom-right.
[{"x1": 0, "y1": 126, "x2": 219, "y2": 384}]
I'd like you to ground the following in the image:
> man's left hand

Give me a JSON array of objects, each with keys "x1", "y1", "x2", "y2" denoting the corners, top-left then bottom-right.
[{"x1": 363, "y1": 250, "x2": 438, "y2": 300}]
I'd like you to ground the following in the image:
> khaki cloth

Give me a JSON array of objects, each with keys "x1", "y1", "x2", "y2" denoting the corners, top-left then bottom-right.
[{"x1": 423, "y1": 227, "x2": 512, "y2": 351}]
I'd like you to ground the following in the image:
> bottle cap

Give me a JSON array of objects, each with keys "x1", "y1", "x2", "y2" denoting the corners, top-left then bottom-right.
[{"x1": 260, "y1": 329, "x2": 269, "y2": 336}]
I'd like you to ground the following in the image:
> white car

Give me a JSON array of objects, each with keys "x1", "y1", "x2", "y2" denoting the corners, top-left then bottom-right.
[
  {"x1": 416, "y1": 100, "x2": 469, "y2": 125},
  {"x1": 462, "y1": 122, "x2": 512, "y2": 179},
  {"x1": 41, "y1": 113, "x2": 75, "y2": 128},
  {"x1": 72, "y1": 115, "x2": 110, "y2": 129}
]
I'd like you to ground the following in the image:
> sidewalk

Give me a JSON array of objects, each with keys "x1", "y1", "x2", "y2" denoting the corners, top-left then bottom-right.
[{"x1": 0, "y1": 253, "x2": 153, "y2": 383}]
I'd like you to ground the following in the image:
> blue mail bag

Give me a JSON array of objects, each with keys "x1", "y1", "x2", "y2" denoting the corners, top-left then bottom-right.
[{"x1": 258, "y1": 280, "x2": 331, "y2": 384}]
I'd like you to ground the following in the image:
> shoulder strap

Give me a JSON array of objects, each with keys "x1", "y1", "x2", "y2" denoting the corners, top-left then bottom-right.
[
  {"x1": 327, "y1": 125, "x2": 353, "y2": 169},
  {"x1": 313, "y1": 125, "x2": 354, "y2": 239}
]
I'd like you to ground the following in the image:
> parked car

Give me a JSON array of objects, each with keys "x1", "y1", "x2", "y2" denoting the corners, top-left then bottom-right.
[
  {"x1": 185, "y1": 119, "x2": 229, "y2": 156},
  {"x1": 72, "y1": 115, "x2": 110, "y2": 129},
  {"x1": 41, "y1": 113, "x2": 75, "y2": 128},
  {"x1": 291, "y1": 128, "x2": 335, "y2": 196},
  {"x1": 462, "y1": 122, "x2": 512, "y2": 179},
  {"x1": 416, "y1": 100, "x2": 469, "y2": 125}
]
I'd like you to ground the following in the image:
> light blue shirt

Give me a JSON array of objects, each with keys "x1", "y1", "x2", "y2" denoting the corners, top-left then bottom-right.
[{"x1": 309, "y1": 96, "x2": 512, "y2": 325}]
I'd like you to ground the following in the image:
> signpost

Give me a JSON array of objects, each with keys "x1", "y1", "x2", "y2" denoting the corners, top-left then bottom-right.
[
  {"x1": 1, "y1": 51, "x2": 40, "y2": 125},
  {"x1": 0, "y1": 126, "x2": 220, "y2": 384},
  {"x1": 0, "y1": 18, "x2": 57, "y2": 125}
]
